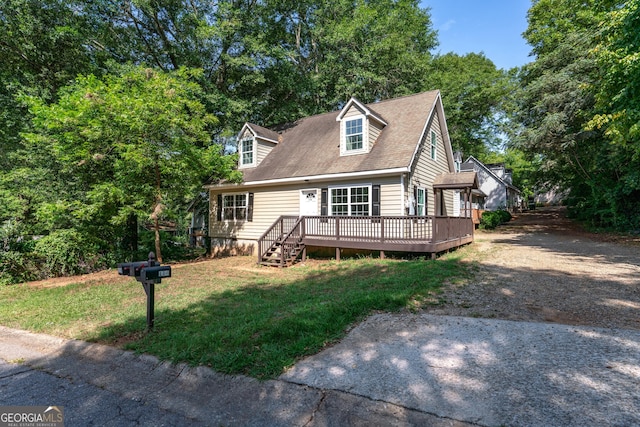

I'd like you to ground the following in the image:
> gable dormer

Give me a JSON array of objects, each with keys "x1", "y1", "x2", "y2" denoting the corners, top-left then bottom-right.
[
  {"x1": 336, "y1": 97, "x2": 387, "y2": 156},
  {"x1": 237, "y1": 123, "x2": 280, "y2": 169}
]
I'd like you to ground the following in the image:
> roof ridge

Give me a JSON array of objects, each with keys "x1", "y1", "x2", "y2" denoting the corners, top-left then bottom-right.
[
  {"x1": 261, "y1": 91, "x2": 441, "y2": 132},
  {"x1": 363, "y1": 90, "x2": 439, "y2": 108}
]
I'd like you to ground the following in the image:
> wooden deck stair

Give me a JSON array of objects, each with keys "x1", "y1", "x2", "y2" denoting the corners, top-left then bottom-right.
[
  {"x1": 259, "y1": 236, "x2": 305, "y2": 267},
  {"x1": 258, "y1": 216, "x2": 305, "y2": 267}
]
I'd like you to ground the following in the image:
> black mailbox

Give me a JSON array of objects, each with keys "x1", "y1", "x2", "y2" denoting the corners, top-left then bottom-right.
[
  {"x1": 117, "y1": 260, "x2": 151, "y2": 277},
  {"x1": 116, "y1": 252, "x2": 170, "y2": 330},
  {"x1": 141, "y1": 265, "x2": 171, "y2": 282}
]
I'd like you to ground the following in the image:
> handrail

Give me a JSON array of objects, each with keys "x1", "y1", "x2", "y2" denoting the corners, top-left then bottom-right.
[
  {"x1": 277, "y1": 216, "x2": 304, "y2": 265},
  {"x1": 257, "y1": 215, "x2": 298, "y2": 263}
]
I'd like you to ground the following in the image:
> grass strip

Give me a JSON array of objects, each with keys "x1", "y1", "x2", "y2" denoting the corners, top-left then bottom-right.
[{"x1": 0, "y1": 256, "x2": 467, "y2": 379}]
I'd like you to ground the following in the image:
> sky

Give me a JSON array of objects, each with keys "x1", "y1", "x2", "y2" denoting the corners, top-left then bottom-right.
[{"x1": 421, "y1": 0, "x2": 533, "y2": 70}]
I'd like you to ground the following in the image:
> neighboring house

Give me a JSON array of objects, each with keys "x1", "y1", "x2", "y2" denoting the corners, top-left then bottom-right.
[
  {"x1": 535, "y1": 186, "x2": 567, "y2": 206},
  {"x1": 460, "y1": 156, "x2": 521, "y2": 212},
  {"x1": 204, "y1": 91, "x2": 478, "y2": 265}
]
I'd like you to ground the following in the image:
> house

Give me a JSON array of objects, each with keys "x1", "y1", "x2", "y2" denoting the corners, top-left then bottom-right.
[
  {"x1": 460, "y1": 156, "x2": 521, "y2": 212},
  {"x1": 204, "y1": 91, "x2": 478, "y2": 266}
]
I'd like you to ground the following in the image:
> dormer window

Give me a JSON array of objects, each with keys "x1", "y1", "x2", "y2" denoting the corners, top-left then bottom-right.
[
  {"x1": 240, "y1": 137, "x2": 255, "y2": 167},
  {"x1": 340, "y1": 114, "x2": 367, "y2": 155},
  {"x1": 336, "y1": 97, "x2": 387, "y2": 157},
  {"x1": 237, "y1": 123, "x2": 279, "y2": 169},
  {"x1": 345, "y1": 118, "x2": 364, "y2": 151}
]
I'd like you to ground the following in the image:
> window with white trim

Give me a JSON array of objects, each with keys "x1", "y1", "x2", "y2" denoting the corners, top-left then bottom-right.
[
  {"x1": 430, "y1": 130, "x2": 437, "y2": 160},
  {"x1": 330, "y1": 186, "x2": 370, "y2": 216},
  {"x1": 416, "y1": 187, "x2": 426, "y2": 216},
  {"x1": 223, "y1": 193, "x2": 247, "y2": 220},
  {"x1": 239, "y1": 137, "x2": 254, "y2": 167},
  {"x1": 345, "y1": 118, "x2": 363, "y2": 151}
]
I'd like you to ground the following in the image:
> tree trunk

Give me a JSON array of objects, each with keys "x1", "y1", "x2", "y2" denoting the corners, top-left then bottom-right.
[{"x1": 154, "y1": 215, "x2": 162, "y2": 263}]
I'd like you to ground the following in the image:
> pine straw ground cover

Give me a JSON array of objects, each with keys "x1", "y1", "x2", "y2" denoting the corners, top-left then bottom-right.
[{"x1": 0, "y1": 255, "x2": 469, "y2": 379}]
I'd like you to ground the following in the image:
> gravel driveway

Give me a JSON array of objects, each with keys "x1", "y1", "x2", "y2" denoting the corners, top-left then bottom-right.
[{"x1": 430, "y1": 206, "x2": 640, "y2": 330}]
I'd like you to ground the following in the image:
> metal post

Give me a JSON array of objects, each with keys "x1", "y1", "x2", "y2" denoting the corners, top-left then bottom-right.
[
  {"x1": 143, "y1": 281, "x2": 155, "y2": 331},
  {"x1": 144, "y1": 251, "x2": 157, "y2": 331}
]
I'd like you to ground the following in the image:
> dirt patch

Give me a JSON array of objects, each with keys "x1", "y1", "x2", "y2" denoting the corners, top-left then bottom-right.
[
  {"x1": 26, "y1": 269, "x2": 130, "y2": 288},
  {"x1": 430, "y1": 207, "x2": 640, "y2": 330}
]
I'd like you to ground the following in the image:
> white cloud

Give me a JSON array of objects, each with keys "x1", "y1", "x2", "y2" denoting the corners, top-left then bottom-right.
[{"x1": 441, "y1": 19, "x2": 456, "y2": 31}]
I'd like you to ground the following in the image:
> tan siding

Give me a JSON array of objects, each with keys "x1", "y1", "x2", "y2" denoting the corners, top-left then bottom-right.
[
  {"x1": 210, "y1": 186, "x2": 302, "y2": 241},
  {"x1": 368, "y1": 120, "x2": 383, "y2": 151},
  {"x1": 256, "y1": 139, "x2": 276, "y2": 165},
  {"x1": 379, "y1": 177, "x2": 403, "y2": 216},
  {"x1": 344, "y1": 105, "x2": 365, "y2": 118},
  {"x1": 209, "y1": 176, "x2": 404, "y2": 242},
  {"x1": 409, "y1": 113, "x2": 454, "y2": 216}
]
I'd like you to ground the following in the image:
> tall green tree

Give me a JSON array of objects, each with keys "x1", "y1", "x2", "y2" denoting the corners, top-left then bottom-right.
[
  {"x1": 586, "y1": 0, "x2": 640, "y2": 228},
  {"x1": 0, "y1": 0, "x2": 102, "y2": 171},
  {"x1": 309, "y1": 0, "x2": 436, "y2": 111},
  {"x1": 516, "y1": 0, "x2": 636, "y2": 228},
  {"x1": 424, "y1": 52, "x2": 509, "y2": 158},
  {"x1": 21, "y1": 66, "x2": 237, "y2": 262}
]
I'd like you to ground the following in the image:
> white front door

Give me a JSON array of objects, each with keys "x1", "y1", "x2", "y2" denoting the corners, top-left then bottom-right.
[{"x1": 300, "y1": 189, "x2": 318, "y2": 216}]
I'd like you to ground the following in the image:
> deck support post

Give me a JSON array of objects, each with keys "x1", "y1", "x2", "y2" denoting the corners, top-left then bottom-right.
[
  {"x1": 336, "y1": 247, "x2": 340, "y2": 261},
  {"x1": 302, "y1": 246, "x2": 307, "y2": 262},
  {"x1": 380, "y1": 250, "x2": 385, "y2": 259}
]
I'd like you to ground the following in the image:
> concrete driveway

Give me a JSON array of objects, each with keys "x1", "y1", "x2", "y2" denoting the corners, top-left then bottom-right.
[{"x1": 281, "y1": 313, "x2": 640, "y2": 426}]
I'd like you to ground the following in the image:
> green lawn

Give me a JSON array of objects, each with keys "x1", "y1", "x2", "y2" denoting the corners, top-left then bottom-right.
[{"x1": 0, "y1": 255, "x2": 469, "y2": 379}]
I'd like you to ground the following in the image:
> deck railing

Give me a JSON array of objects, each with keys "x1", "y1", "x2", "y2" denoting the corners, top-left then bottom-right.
[
  {"x1": 302, "y1": 216, "x2": 437, "y2": 242},
  {"x1": 259, "y1": 215, "x2": 474, "y2": 263},
  {"x1": 432, "y1": 216, "x2": 474, "y2": 242},
  {"x1": 257, "y1": 215, "x2": 300, "y2": 261}
]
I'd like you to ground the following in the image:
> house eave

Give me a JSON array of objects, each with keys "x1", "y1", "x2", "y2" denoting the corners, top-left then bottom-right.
[
  {"x1": 336, "y1": 97, "x2": 388, "y2": 126},
  {"x1": 204, "y1": 167, "x2": 409, "y2": 190}
]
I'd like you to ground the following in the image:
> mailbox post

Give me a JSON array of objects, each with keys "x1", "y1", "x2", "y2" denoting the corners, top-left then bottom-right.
[{"x1": 117, "y1": 251, "x2": 171, "y2": 331}]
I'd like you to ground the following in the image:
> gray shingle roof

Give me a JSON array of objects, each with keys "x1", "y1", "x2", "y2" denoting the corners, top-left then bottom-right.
[
  {"x1": 433, "y1": 171, "x2": 479, "y2": 189},
  {"x1": 245, "y1": 123, "x2": 280, "y2": 143},
  {"x1": 241, "y1": 91, "x2": 441, "y2": 182}
]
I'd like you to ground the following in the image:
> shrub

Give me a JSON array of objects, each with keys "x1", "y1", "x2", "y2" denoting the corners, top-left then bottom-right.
[
  {"x1": 498, "y1": 210, "x2": 512, "y2": 223},
  {"x1": 137, "y1": 229, "x2": 205, "y2": 262},
  {"x1": 479, "y1": 210, "x2": 512, "y2": 230},
  {"x1": 34, "y1": 229, "x2": 104, "y2": 277},
  {"x1": 0, "y1": 220, "x2": 41, "y2": 285},
  {"x1": 0, "y1": 250, "x2": 40, "y2": 285}
]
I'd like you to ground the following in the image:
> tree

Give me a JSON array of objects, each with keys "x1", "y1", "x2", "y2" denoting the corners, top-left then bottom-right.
[
  {"x1": 586, "y1": 0, "x2": 640, "y2": 228},
  {"x1": 308, "y1": 0, "x2": 436, "y2": 111},
  {"x1": 0, "y1": 0, "x2": 103, "y2": 172},
  {"x1": 21, "y1": 66, "x2": 237, "y2": 262},
  {"x1": 515, "y1": 0, "x2": 637, "y2": 228},
  {"x1": 424, "y1": 53, "x2": 509, "y2": 158}
]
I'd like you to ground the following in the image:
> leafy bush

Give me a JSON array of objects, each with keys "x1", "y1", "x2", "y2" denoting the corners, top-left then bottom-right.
[
  {"x1": 34, "y1": 229, "x2": 104, "y2": 277},
  {"x1": 0, "y1": 220, "x2": 40, "y2": 285},
  {"x1": 479, "y1": 210, "x2": 512, "y2": 230},
  {"x1": 137, "y1": 229, "x2": 205, "y2": 262},
  {"x1": 0, "y1": 250, "x2": 40, "y2": 285}
]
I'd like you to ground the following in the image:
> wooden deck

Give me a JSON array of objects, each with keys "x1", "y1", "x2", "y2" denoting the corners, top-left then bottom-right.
[{"x1": 258, "y1": 215, "x2": 474, "y2": 266}]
